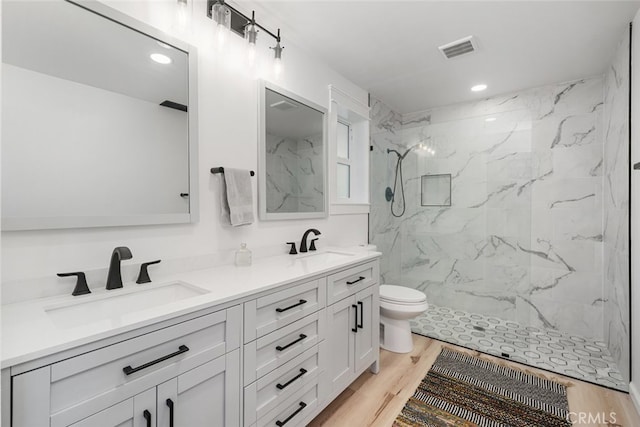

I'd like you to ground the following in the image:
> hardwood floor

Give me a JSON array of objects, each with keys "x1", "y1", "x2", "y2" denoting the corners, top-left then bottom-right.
[{"x1": 309, "y1": 334, "x2": 640, "y2": 427}]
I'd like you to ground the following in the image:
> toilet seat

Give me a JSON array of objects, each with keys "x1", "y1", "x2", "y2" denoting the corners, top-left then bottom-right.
[{"x1": 380, "y1": 285, "x2": 427, "y2": 304}]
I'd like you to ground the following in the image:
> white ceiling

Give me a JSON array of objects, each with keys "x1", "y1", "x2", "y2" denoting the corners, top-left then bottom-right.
[
  {"x1": 3, "y1": 1, "x2": 188, "y2": 106},
  {"x1": 247, "y1": 1, "x2": 640, "y2": 114}
]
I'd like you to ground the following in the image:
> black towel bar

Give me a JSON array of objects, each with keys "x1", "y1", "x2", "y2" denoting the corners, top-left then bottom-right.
[{"x1": 211, "y1": 167, "x2": 255, "y2": 176}]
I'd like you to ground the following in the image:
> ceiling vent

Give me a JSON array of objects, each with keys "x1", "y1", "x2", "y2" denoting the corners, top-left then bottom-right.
[
  {"x1": 438, "y1": 36, "x2": 478, "y2": 59},
  {"x1": 270, "y1": 100, "x2": 298, "y2": 111}
]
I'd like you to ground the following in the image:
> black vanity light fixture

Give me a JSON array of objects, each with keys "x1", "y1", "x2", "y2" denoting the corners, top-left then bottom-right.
[{"x1": 206, "y1": 0, "x2": 284, "y2": 74}]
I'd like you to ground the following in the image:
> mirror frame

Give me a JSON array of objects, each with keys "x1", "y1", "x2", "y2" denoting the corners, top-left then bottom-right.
[
  {"x1": 2, "y1": 0, "x2": 199, "y2": 231},
  {"x1": 258, "y1": 80, "x2": 329, "y2": 221}
]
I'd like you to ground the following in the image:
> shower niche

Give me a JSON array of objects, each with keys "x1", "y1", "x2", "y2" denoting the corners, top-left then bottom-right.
[{"x1": 420, "y1": 174, "x2": 451, "y2": 207}]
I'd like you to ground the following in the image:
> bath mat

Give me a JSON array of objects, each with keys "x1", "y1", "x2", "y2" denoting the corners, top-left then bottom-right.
[{"x1": 394, "y1": 348, "x2": 571, "y2": 427}]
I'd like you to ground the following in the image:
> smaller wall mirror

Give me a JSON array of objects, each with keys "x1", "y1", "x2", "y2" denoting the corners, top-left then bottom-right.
[{"x1": 258, "y1": 81, "x2": 328, "y2": 220}]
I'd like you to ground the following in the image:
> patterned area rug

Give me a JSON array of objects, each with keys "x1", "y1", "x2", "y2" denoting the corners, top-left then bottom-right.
[{"x1": 394, "y1": 348, "x2": 572, "y2": 427}]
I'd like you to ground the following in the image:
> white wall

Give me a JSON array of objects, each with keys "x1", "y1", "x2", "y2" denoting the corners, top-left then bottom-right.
[
  {"x1": 3, "y1": 64, "x2": 189, "y2": 218},
  {"x1": 0, "y1": 0, "x2": 369, "y2": 300},
  {"x1": 630, "y1": 9, "x2": 640, "y2": 408}
]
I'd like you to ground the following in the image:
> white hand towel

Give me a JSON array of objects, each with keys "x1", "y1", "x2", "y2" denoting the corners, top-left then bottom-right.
[{"x1": 219, "y1": 168, "x2": 255, "y2": 226}]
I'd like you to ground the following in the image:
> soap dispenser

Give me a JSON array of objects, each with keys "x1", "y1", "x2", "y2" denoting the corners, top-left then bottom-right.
[{"x1": 235, "y1": 243, "x2": 252, "y2": 267}]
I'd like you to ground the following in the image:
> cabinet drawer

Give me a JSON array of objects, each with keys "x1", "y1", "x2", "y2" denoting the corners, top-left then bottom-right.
[
  {"x1": 327, "y1": 261, "x2": 379, "y2": 305},
  {"x1": 244, "y1": 310, "x2": 325, "y2": 385},
  {"x1": 244, "y1": 278, "x2": 326, "y2": 343},
  {"x1": 244, "y1": 341, "x2": 326, "y2": 426},
  {"x1": 255, "y1": 377, "x2": 325, "y2": 427},
  {"x1": 49, "y1": 306, "x2": 242, "y2": 426}
]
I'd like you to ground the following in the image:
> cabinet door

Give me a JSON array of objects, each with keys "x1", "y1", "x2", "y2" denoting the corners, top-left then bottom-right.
[
  {"x1": 157, "y1": 349, "x2": 240, "y2": 427},
  {"x1": 354, "y1": 286, "x2": 378, "y2": 373},
  {"x1": 326, "y1": 295, "x2": 356, "y2": 393},
  {"x1": 70, "y1": 388, "x2": 156, "y2": 427}
]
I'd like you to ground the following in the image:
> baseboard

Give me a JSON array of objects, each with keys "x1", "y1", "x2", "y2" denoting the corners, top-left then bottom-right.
[{"x1": 629, "y1": 382, "x2": 640, "y2": 415}]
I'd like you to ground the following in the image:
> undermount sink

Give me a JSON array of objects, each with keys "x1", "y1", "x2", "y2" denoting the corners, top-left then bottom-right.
[
  {"x1": 44, "y1": 281, "x2": 209, "y2": 329},
  {"x1": 295, "y1": 250, "x2": 356, "y2": 264}
]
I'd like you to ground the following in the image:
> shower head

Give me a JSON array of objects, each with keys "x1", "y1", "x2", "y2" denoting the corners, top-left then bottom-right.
[{"x1": 387, "y1": 144, "x2": 419, "y2": 160}]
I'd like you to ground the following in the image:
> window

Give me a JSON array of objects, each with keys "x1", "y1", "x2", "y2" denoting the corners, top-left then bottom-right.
[
  {"x1": 329, "y1": 85, "x2": 370, "y2": 214},
  {"x1": 336, "y1": 121, "x2": 351, "y2": 199}
]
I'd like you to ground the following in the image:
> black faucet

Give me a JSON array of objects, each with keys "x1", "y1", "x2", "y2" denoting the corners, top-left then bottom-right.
[
  {"x1": 300, "y1": 229, "x2": 321, "y2": 253},
  {"x1": 106, "y1": 246, "x2": 133, "y2": 290}
]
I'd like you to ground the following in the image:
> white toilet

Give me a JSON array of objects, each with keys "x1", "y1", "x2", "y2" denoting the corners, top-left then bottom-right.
[{"x1": 379, "y1": 284, "x2": 428, "y2": 353}]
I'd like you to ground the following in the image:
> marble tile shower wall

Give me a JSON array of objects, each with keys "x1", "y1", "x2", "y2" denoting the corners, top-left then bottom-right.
[
  {"x1": 265, "y1": 132, "x2": 324, "y2": 212},
  {"x1": 603, "y1": 27, "x2": 630, "y2": 382},
  {"x1": 370, "y1": 76, "x2": 606, "y2": 342}
]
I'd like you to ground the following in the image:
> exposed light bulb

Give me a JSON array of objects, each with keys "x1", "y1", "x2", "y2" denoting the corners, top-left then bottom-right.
[
  {"x1": 217, "y1": 24, "x2": 227, "y2": 49},
  {"x1": 271, "y1": 29, "x2": 284, "y2": 79},
  {"x1": 176, "y1": 0, "x2": 188, "y2": 28},
  {"x1": 247, "y1": 43, "x2": 256, "y2": 66},
  {"x1": 212, "y1": 0, "x2": 231, "y2": 49},
  {"x1": 245, "y1": 13, "x2": 259, "y2": 66},
  {"x1": 274, "y1": 57, "x2": 283, "y2": 79}
]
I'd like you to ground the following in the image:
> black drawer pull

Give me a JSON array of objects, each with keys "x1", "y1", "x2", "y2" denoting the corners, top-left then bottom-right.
[
  {"x1": 346, "y1": 276, "x2": 365, "y2": 285},
  {"x1": 276, "y1": 368, "x2": 308, "y2": 390},
  {"x1": 123, "y1": 345, "x2": 189, "y2": 375},
  {"x1": 276, "y1": 299, "x2": 307, "y2": 313},
  {"x1": 352, "y1": 304, "x2": 358, "y2": 333},
  {"x1": 357, "y1": 301, "x2": 364, "y2": 329},
  {"x1": 143, "y1": 410, "x2": 151, "y2": 427},
  {"x1": 166, "y1": 399, "x2": 174, "y2": 427},
  {"x1": 276, "y1": 402, "x2": 307, "y2": 426},
  {"x1": 276, "y1": 334, "x2": 307, "y2": 351}
]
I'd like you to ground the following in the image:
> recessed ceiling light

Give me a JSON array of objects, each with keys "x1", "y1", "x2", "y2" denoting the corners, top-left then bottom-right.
[
  {"x1": 485, "y1": 117, "x2": 496, "y2": 122},
  {"x1": 471, "y1": 84, "x2": 487, "y2": 92},
  {"x1": 150, "y1": 53, "x2": 172, "y2": 64}
]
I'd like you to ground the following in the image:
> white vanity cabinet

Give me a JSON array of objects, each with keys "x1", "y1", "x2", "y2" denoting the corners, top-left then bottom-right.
[
  {"x1": 6, "y1": 256, "x2": 381, "y2": 427},
  {"x1": 11, "y1": 306, "x2": 242, "y2": 427},
  {"x1": 326, "y1": 264, "x2": 380, "y2": 396},
  {"x1": 243, "y1": 260, "x2": 380, "y2": 427}
]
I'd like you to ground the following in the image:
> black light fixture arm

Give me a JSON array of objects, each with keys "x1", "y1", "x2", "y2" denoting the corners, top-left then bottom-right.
[{"x1": 206, "y1": 0, "x2": 281, "y2": 42}]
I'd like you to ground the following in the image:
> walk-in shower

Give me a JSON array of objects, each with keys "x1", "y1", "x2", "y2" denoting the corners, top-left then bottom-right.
[
  {"x1": 369, "y1": 26, "x2": 631, "y2": 391},
  {"x1": 386, "y1": 142, "x2": 434, "y2": 217}
]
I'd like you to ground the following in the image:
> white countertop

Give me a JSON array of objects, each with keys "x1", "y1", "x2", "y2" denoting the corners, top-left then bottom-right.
[{"x1": 1, "y1": 247, "x2": 380, "y2": 369}]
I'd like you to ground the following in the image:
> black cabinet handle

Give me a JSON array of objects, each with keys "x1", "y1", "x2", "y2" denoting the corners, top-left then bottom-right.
[
  {"x1": 166, "y1": 398, "x2": 174, "y2": 427},
  {"x1": 275, "y1": 402, "x2": 307, "y2": 426},
  {"x1": 276, "y1": 334, "x2": 307, "y2": 351},
  {"x1": 346, "y1": 276, "x2": 365, "y2": 285},
  {"x1": 123, "y1": 345, "x2": 189, "y2": 375},
  {"x1": 634, "y1": 162, "x2": 640, "y2": 170},
  {"x1": 143, "y1": 410, "x2": 151, "y2": 427},
  {"x1": 276, "y1": 368, "x2": 307, "y2": 390},
  {"x1": 352, "y1": 304, "x2": 358, "y2": 333},
  {"x1": 357, "y1": 301, "x2": 364, "y2": 329},
  {"x1": 180, "y1": 193, "x2": 190, "y2": 198},
  {"x1": 276, "y1": 299, "x2": 307, "y2": 313}
]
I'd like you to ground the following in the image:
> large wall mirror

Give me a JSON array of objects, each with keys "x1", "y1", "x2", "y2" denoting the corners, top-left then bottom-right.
[
  {"x1": 1, "y1": 0, "x2": 199, "y2": 230},
  {"x1": 258, "y1": 81, "x2": 328, "y2": 220}
]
